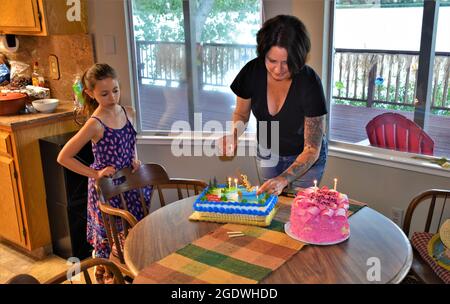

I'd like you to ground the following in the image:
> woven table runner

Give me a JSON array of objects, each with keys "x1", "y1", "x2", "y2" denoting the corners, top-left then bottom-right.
[{"x1": 137, "y1": 202, "x2": 366, "y2": 284}]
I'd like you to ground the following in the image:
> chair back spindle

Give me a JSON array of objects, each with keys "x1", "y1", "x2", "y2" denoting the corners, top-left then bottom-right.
[
  {"x1": 403, "y1": 189, "x2": 450, "y2": 236},
  {"x1": 402, "y1": 189, "x2": 449, "y2": 284},
  {"x1": 95, "y1": 163, "x2": 207, "y2": 279}
]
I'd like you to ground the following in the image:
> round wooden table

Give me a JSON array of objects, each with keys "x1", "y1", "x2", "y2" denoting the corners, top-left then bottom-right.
[{"x1": 124, "y1": 196, "x2": 412, "y2": 284}]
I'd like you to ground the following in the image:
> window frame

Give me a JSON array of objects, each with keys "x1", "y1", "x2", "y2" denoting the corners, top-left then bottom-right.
[
  {"x1": 126, "y1": 0, "x2": 260, "y2": 137},
  {"x1": 325, "y1": 0, "x2": 449, "y2": 172}
]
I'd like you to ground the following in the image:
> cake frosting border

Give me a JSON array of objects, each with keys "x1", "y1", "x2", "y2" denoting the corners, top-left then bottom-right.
[{"x1": 193, "y1": 185, "x2": 278, "y2": 216}]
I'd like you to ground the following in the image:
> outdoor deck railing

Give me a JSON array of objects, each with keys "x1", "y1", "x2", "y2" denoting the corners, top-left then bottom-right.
[
  {"x1": 136, "y1": 40, "x2": 256, "y2": 87},
  {"x1": 135, "y1": 42, "x2": 450, "y2": 111},
  {"x1": 334, "y1": 48, "x2": 450, "y2": 111}
]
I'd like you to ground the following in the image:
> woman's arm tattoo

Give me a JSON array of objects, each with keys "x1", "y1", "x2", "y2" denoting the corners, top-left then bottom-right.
[{"x1": 280, "y1": 115, "x2": 325, "y2": 184}]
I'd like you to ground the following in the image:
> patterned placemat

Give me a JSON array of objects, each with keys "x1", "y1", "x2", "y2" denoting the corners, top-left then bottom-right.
[
  {"x1": 136, "y1": 200, "x2": 366, "y2": 284},
  {"x1": 136, "y1": 223, "x2": 305, "y2": 283}
]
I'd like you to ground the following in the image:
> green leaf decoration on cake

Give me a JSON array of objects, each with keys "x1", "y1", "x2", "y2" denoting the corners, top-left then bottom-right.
[
  {"x1": 220, "y1": 196, "x2": 227, "y2": 201},
  {"x1": 241, "y1": 199, "x2": 247, "y2": 203},
  {"x1": 200, "y1": 196, "x2": 207, "y2": 201},
  {"x1": 223, "y1": 188, "x2": 232, "y2": 194}
]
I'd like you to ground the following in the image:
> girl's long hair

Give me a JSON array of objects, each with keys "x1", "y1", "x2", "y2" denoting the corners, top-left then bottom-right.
[{"x1": 81, "y1": 63, "x2": 118, "y2": 117}]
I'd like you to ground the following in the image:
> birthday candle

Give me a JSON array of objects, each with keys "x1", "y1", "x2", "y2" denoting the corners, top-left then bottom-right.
[
  {"x1": 314, "y1": 180, "x2": 318, "y2": 192},
  {"x1": 334, "y1": 178, "x2": 338, "y2": 191},
  {"x1": 228, "y1": 177, "x2": 231, "y2": 189},
  {"x1": 234, "y1": 178, "x2": 238, "y2": 189}
]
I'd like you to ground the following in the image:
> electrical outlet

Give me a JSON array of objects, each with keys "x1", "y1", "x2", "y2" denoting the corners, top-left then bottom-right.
[{"x1": 391, "y1": 207, "x2": 404, "y2": 227}]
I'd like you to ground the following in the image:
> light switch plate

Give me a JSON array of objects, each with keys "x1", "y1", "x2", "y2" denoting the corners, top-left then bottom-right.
[{"x1": 49, "y1": 54, "x2": 60, "y2": 80}]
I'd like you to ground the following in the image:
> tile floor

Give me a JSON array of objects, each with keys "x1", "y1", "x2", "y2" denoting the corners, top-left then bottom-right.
[{"x1": 0, "y1": 242, "x2": 90, "y2": 284}]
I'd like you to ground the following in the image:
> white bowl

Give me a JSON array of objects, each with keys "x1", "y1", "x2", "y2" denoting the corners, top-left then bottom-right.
[{"x1": 32, "y1": 99, "x2": 59, "y2": 113}]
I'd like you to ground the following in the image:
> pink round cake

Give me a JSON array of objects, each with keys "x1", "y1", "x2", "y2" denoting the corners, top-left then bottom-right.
[{"x1": 289, "y1": 186, "x2": 350, "y2": 244}]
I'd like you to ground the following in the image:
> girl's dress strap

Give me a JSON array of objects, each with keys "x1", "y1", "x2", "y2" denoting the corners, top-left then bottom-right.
[
  {"x1": 91, "y1": 116, "x2": 106, "y2": 127},
  {"x1": 120, "y1": 105, "x2": 129, "y2": 121}
]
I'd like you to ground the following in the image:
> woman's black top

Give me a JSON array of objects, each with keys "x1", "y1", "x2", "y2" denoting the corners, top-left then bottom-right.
[{"x1": 230, "y1": 57, "x2": 327, "y2": 156}]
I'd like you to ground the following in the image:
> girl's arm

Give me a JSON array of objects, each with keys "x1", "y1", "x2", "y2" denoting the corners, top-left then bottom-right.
[
  {"x1": 258, "y1": 114, "x2": 326, "y2": 195},
  {"x1": 57, "y1": 119, "x2": 115, "y2": 179}
]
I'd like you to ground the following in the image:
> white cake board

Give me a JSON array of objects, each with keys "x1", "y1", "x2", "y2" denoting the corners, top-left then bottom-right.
[{"x1": 284, "y1": 221, "x2": 350, "y2": 245}]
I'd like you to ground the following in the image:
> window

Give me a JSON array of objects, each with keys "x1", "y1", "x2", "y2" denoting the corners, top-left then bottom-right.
[
  {"x1": 129, "y1": 0, "x2": 261, "y2": 134},
  {"x1": 330, "y1": 0, "x2": 450, "y2": 159}
]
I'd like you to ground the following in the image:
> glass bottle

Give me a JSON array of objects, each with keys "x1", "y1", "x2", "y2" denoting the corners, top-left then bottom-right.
[{"x1": 31, "y1": 62, "x2": 45, "y2": 87}]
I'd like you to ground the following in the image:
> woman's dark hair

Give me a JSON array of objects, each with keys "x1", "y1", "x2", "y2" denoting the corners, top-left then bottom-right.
[
  {"x1": 81, "y1": 63, "x2": 118, "y2": 116},
  {"x1": 0, "y1": 52, "x2": 11, "y2": 70},
  {"x1": 256, "y1": 15, "x2": 311, "y2": 74}
]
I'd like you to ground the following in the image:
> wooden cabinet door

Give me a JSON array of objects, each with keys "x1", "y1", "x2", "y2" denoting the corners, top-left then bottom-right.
[
  {"x1": 0, "y1": 155, "x2": 24, "y2": 245},
  {"x1": 0, "y1": 0, "x2": 41, "y2": 33}
]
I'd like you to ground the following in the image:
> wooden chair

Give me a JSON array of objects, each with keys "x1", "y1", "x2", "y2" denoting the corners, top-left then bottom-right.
[
  {"x1": 366, "y1": 113, "x2": 434, "y2": 155},
  {"x1": 6, "y1": 258, "x2": 125, "y2": 284},
  {"x1": 403, "y1": 189, "x2": 450, "y2": 284},
  {"x1": 95, "y1": 163, "x2": 207, "y2": 279}
]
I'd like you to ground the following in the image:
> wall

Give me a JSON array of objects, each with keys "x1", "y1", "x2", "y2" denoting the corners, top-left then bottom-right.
[
  {"x1": 262, "y1": 0, "x2": 327, "y2": 79},
  {"x1": 8, "y1": 34, "x2": 95, "y2": 101},
  {"x1": 87, "y1": 0, "x2": 134, "y2": 108},
  {"x1": 292, "y1": 0, "x2": 326, "y2": 77},
  {"x1": 262, "y1": 0, "x2": 293, "y2": 20}
]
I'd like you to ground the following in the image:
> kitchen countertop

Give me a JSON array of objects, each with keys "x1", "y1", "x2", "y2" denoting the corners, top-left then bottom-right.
[{"x1": 0, "y1": 101, "x2": 76, "y2": 130}]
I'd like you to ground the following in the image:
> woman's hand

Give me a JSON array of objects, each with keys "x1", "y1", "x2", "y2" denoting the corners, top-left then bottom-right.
[
  {"x1": 95, "y1": 166, "x2": 116, "y2": 179},
  {"x1": 257, "y1": 176, "x2": 288, "y2": 196},
  {"x1": 217, "y1": 133, "x2": 237, "y2": 157},
  {"x1": 131, "y1": 159, "x2": 142, "y2": 173}
]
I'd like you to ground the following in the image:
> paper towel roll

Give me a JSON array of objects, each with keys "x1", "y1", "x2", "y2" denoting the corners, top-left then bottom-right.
[{"x1": 0, "y1": 35, "x2": 19, "y2": 53}]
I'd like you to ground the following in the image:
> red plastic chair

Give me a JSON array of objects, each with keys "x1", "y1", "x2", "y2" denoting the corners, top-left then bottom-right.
[{"x1": 366, "y1": 113, "x2": 434, "y2": 155}]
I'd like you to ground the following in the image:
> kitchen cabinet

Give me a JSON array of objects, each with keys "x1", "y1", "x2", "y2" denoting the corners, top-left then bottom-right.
[
  {"x1": 0, "y1": 102, "x2": 79, "y2": 258},
  {"x1": 0, "y1": 0, "x2": 88, "y2": 36},
  {"x1": 0, "y1": 134, "x2": 24, "y2": 245}
]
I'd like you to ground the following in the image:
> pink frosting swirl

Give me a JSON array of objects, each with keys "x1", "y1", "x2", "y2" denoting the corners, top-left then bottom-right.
[{"x1": 293, "y1": 186, "x2": 349, "y2": 218}]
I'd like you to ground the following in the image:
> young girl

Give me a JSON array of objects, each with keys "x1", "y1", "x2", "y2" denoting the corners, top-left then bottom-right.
[{"x1": 57, "y1": 63, "x2": 151, "y2": 282}]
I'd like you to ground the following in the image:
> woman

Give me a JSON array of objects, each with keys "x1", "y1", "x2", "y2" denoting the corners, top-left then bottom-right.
[{"x1": 218, "y1": 15, "x2": 328, "y2": 195}]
